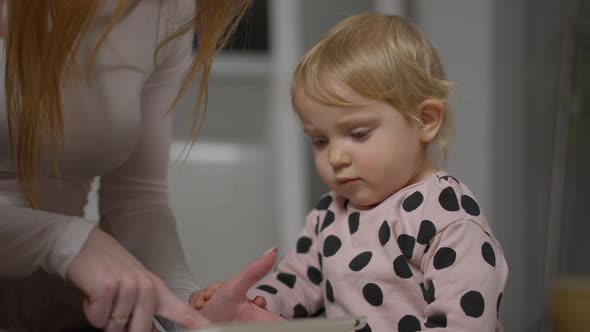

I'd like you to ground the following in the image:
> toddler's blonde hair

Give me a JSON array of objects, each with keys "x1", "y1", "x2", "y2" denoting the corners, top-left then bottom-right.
[{"x1": 292, "y1": 13, "x2": 453, "y2": 157}]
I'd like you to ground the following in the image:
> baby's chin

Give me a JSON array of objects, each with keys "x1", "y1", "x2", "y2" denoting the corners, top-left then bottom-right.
[{"x1": 341, "y1": 194, "x2": 387, "y2": 210}]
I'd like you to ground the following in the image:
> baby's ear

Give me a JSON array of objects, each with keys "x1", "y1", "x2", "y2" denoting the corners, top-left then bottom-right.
[{"x1": 417, "y1": 99, "x2": 445, "y2": 143}]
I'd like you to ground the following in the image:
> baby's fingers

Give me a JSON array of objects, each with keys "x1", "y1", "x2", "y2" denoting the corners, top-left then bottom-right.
[
  {"x1": 202, "y1": 282, "x2": 223, "y2": 300},
  {"x1": 251, "y1": 295, "x2": 267, "y2": 309},
  {"x1": 194, "y1": 296, "x2": 206, "y2": 310},
  {"x1": 189, "y1": 290, "x2": 205, "y2": 309}
]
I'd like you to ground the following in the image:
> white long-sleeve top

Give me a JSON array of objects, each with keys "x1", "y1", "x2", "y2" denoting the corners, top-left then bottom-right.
[{"x1": 0, "y1": 1, "x2": 198, "y2": 330}]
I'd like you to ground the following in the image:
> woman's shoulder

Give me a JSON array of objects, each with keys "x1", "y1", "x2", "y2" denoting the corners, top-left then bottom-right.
[
  {"x1": 95, "y1": 0, "x2": 195, "y2": 42},
  {"x1": 157, "y1": 0, "x2": 196, "y2": 36}
]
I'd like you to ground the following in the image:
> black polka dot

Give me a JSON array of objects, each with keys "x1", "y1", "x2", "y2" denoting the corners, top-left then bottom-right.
[
  {"x1": 439, "y1": 186, "x2": 460, "y2": 211},
  {"x1": 293, "y1": 304, "x2": 309, "y2": 318},
  {"x1": 417, "y1": 220, "x2": 437, "y2": 245},
  {"x1": 438, "y1": 175, "x2": 460, "y2": 184},
  {"x1": 356, "y1": 322, "x2": 372, "y2": 332},
  {"x1": 402, "y1": 191, "x2": 424, "y2": 212},
  {"x1": 320, "y1": 211, "x2": 335, "y2": 231},
  {"x1": 362, "y1": 283, "x2": 383, "y2": 306},
  {"x1": 460, "y1": 291, "x2": 485, "y2": 317},
  {"x1": 311, "y1": 308, "x2": 325, "y2": 317},
  {"x1": 344, "y1": 199, "x2": 350, "y2": 209},
  {"x1": 481, "y1": 242, "x2": 496, "y2": 267},
  {"x1": 397, "y1": 315, "x2": 421, "y2": 332},
  {"x1": 461, "y1": 195, "x2": 481, "y2": 216},
  {"x1": 348, "y1": 212, "x2": 360, "y2": 234},
  {"x1": 497, "y1": 292, "x2": 503, "y2": 317},
  {"x1": 393, "y1": 255, "x2": 413, "y2": 279},
  {"x1": 257, "y1": 284, "x2": 277, "y2": 294},
  {"x1": 296, "y1": 237, "x2": 312, "y2": 254},
  {"x1": 425, "y1": 314, "x2": 447, "y2": 328},
  {"x1": 379, "y1": 221, "x2": 391, "y2": 246},
  {"x1": 349, "y1": 251, "x2": 372, "y2": 272},
  {"x1": 397, "y1": 234, "x2": 416, "y2": 259},
  {"x1": 433, "y1": 247, "x2": 456, "y2": 270},
  {"x1": 307, "y1": 266, "x2": 322, "y2": 285},
  {"x1": 316, "y1": 196, "x2": 332, "y2": 210},
  {"x1": 277, "y1": 272, "x2": 296, "y2": 288},
  {"x1": 315, "y1": 216, "x2": 320, "y2": 235},
  {"x1": 420, "y1": 279, "x2": 435, "y2": 304},
  {"x1": 420, "y1": 283, "x2": 427, "y2": 302},
  {"x1": 325, "y1": 279, "x2": 334, "y2": 303},
  {"x1": 317, "y1": 252, "x2": 323, "y2": 269},
  {"x1": 323, "y1": 235, "x2": 342, "y2": 257}
]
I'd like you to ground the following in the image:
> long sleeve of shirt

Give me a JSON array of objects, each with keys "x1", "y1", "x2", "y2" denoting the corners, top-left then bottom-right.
[
  {"x1": 0, "y1": 1, "x2": 198, "y2": 330},
  {"x1": 0, "y1": 205, "x2": 95, "y2": 277},
  {"x1": 419, "y1": 220, "x2": 506, "y2": 331}
]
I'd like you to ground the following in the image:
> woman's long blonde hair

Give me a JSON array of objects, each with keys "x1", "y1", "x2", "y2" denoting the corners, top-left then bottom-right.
[{"x1": 4, "y1": 0, "x2": 252, "y2": 208}]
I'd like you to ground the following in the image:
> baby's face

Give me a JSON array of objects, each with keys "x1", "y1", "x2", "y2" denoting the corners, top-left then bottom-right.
[{"x1": 295, "y1": 86, "x2": 430, "y2": 208}]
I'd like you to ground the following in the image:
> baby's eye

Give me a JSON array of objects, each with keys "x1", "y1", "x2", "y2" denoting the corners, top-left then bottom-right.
[
  {"x1": 350, "y1": 129, "x2": 370, "y2": 141},
  {"x1": 311, "y1": 137, "x2": 328, "y2": 147}
]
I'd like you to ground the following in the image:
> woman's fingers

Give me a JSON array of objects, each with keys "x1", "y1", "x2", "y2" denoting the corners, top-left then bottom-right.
[
  {"x1": 66, "y1": 229, "x2": 208, "y2": 330},
  {"x1": 83, "y1": 281, "x2": 116, "y2": 328},
  {"x1": 152, "y1": 275, "x2": 210, "y2": 329},
  {"x1": 128, "y1": 275, "x2": 157, "y2": 332},
  {"x1": 105, "y1": 278, "x2": 138, "y2": 332}
]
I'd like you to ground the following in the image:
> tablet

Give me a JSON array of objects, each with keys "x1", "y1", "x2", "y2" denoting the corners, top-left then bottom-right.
[{"x1": 188, "y1": 316, "x2": 367, "y2": 332}]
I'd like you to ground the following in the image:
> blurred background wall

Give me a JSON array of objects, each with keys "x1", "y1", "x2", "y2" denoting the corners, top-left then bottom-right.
[{"x1": 82, "y1": 0, "x2": 588, "y2": 330}]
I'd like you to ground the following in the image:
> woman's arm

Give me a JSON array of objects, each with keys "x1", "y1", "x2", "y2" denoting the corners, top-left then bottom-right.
[
  {"x1": 98, "y1": 0, "x2": 197, "y2": 303},
  {"x1": 0, "y1": 206, "x2": 94, "y2": 277}
]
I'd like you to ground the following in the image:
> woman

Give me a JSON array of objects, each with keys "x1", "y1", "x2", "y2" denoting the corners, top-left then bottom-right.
[{"x1": 0, "y1": 1, "x2": 278, "y2": 331}]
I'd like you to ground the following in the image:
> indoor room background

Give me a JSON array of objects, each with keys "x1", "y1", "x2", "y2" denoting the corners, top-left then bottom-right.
[{"x1": 80, "y1": 0, "x2": 589, "y2": 331}]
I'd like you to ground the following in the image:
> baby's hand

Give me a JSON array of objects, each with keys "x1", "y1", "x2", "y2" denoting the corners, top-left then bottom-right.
[
  {"x1": 190, "y1": 282, "x2": 224, "y2": 309},
  {"x1": 189, "y1": 281, "x2": 269, "y2": 311}
]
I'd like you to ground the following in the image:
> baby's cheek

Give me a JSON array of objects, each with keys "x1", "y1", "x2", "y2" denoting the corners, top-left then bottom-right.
[
  {"x1": 315, "y1": 163, "x2": 334, "y2": 189},
  {"x1": 359, "y1": 152, "x2": 390, "y2": 174}
]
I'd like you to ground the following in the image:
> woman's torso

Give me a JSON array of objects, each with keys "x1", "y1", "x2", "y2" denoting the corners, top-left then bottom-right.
[{"x1": 0, "y1": 0, "x2": 161, "y2": 215}]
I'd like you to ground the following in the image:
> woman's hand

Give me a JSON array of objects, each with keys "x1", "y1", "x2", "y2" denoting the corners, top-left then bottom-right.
[
  {"x1": 66, "y1": 228, "x2": 209, "y2": 332},
  {"x1": 197, "y1": 247, "x2": 284, "y2": 323}
]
